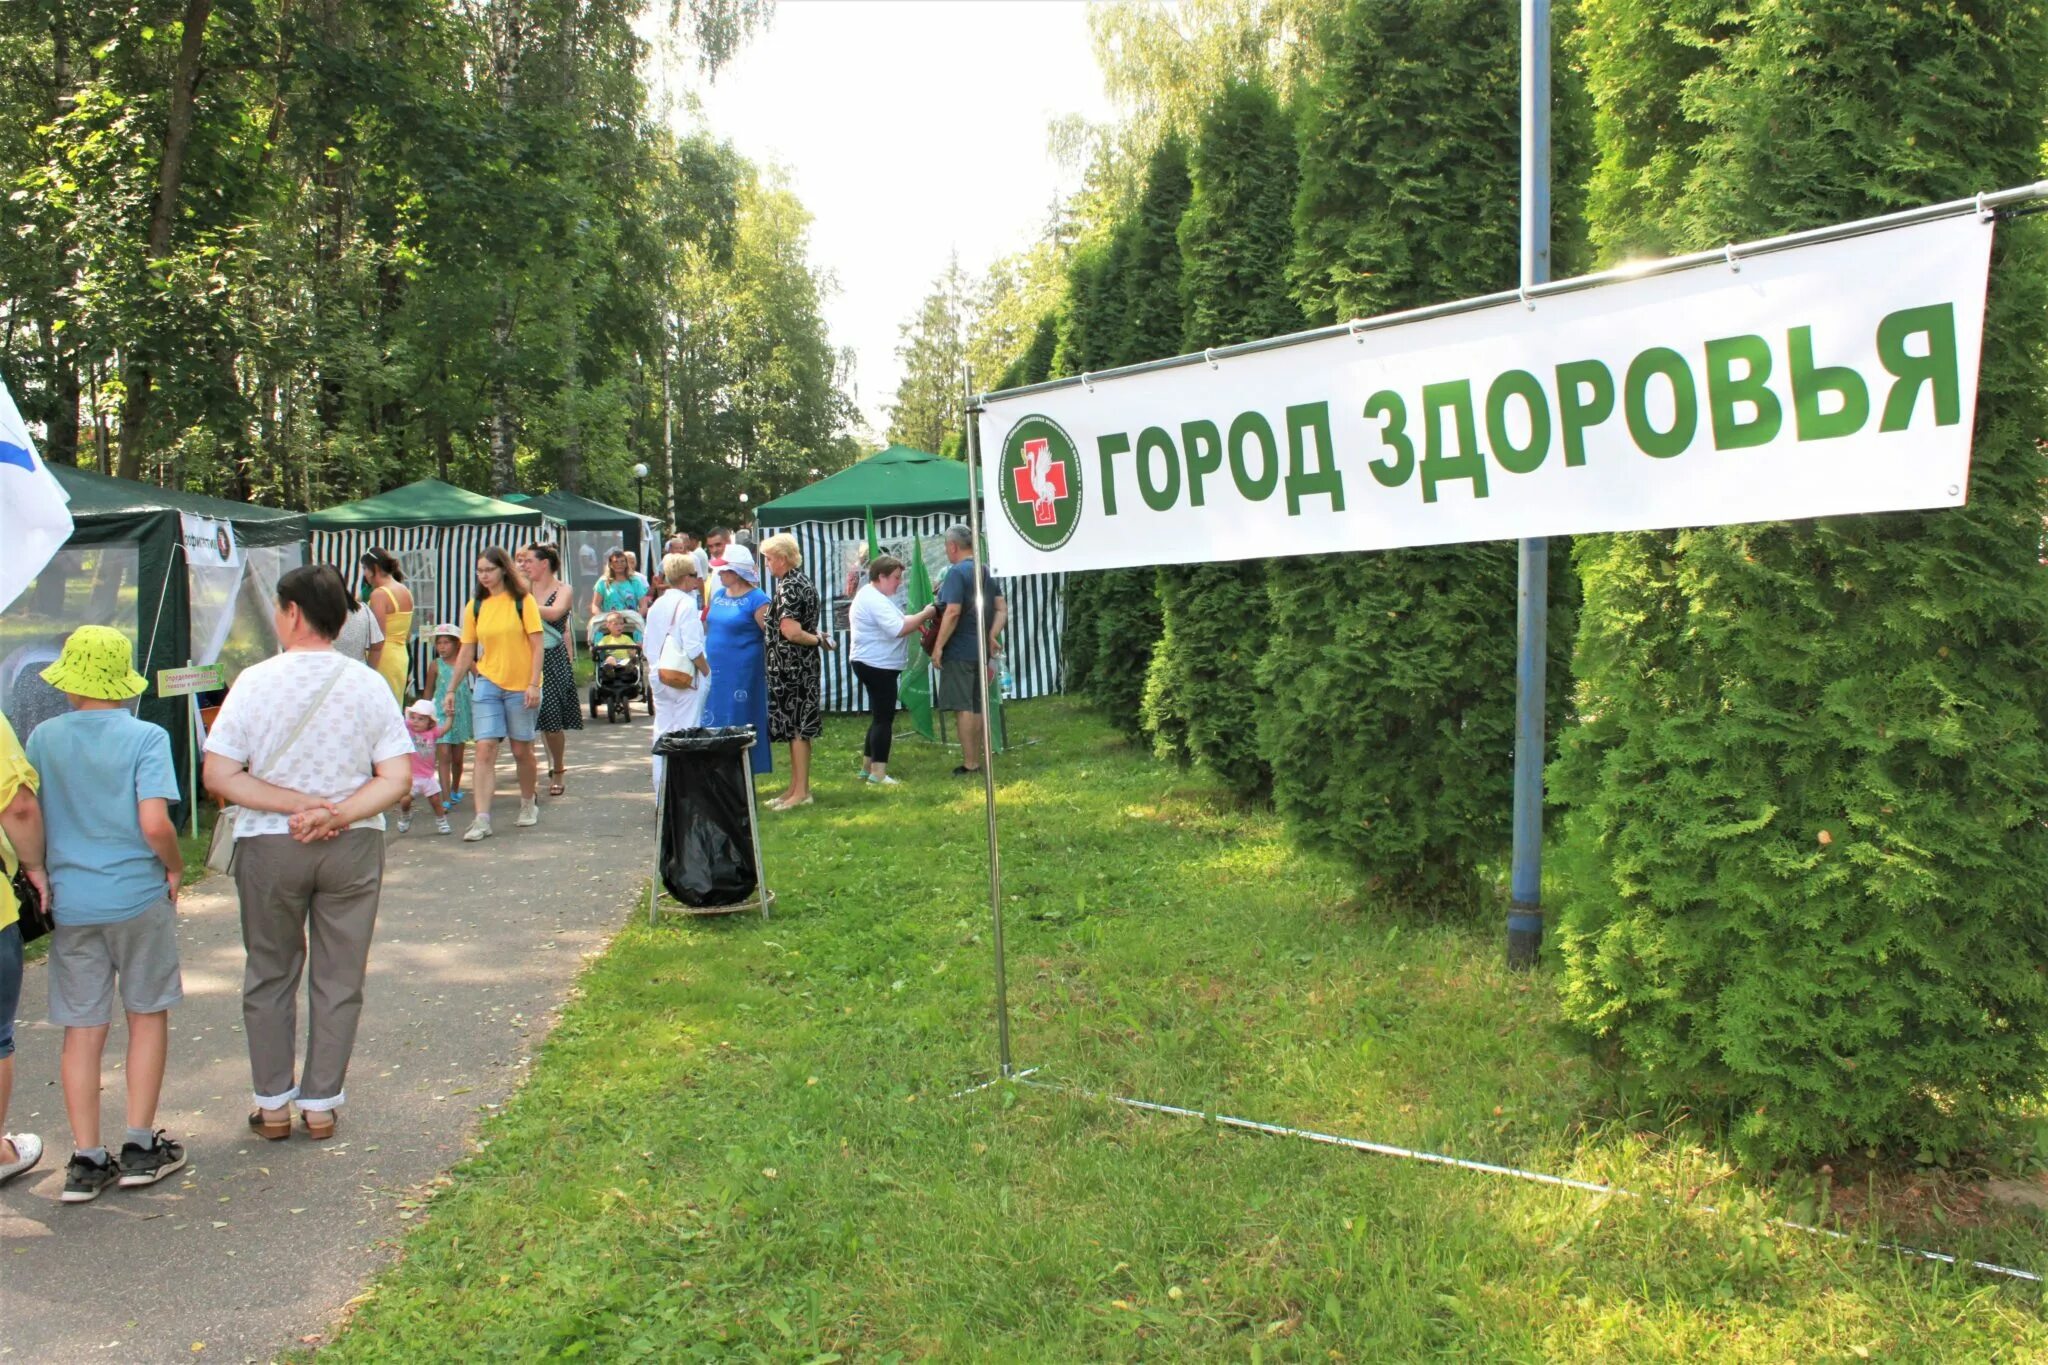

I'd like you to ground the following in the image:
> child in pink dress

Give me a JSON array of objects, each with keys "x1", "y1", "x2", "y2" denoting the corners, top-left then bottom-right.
[{"x1": 399, "y1": 700, "x2": 450, "y2": 834}]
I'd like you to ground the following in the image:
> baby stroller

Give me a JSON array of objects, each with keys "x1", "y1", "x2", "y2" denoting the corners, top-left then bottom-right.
[{"x1": 589, "y1": 640, "x2": 644, "y2": 723}]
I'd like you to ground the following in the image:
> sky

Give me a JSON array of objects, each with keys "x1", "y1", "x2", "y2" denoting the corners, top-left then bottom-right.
[{"x1": 650, "y1": 0, "x2": 1115, "y2": 439}]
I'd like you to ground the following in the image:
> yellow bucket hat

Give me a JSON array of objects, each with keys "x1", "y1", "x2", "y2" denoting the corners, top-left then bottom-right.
[{"x1": 42, "y1": 625, "x2": 150, "y2": 701}]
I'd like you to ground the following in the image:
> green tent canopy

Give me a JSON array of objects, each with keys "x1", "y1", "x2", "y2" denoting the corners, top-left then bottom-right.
[
  {"x1": 755, "y1": 445, "x2": 981, "y2": 524},
  {"x1": 5, "y1": 466, "x2": 310, "y2": 824},
  {"x1": 504, "y1": 488, "x2": 657, "y2": 557},
  {"x1": 308, "y1": 477, "x2": 544, "y2": 530},
  {"x1": 53, "y1": 464, "x2": 309, "y2": 546}
]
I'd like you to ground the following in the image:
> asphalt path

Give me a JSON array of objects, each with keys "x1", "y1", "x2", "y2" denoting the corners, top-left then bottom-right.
[{"x1": 1, "y1": 713, "x2": 656, "y2": 1362}]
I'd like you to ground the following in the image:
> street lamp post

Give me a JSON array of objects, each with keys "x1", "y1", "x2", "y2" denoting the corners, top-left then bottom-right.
[{"x1": 632, "y1": 461, "x2": 648, "y2": 515}]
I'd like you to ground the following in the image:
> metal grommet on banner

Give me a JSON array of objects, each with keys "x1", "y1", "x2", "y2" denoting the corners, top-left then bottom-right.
[
  {"x1": 1518, "y1": 283, "x2": 1535, "y2": 312},
  {"x1": 1724, "y1": 243, "x2": 1741, "y2": 273},
  {"x1": 1977, "y1": 190, "x2": 1993, "y2": 221},
  {"x1": 1080, "y1": 372, "x2": 1095, "y2": 393},
  {"x1": 1204, "y1": 349, "x2": 1219, "y2": 370},
  {"x1": 1348, "y1": 319, "x2": 1367, "y2": 344}
]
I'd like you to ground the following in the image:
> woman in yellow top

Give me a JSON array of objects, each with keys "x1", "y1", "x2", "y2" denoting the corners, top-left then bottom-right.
[
  {"x1": 0, "y1": 714, "x2": 49, "y2": 1184},
  {"x1": 360, "y1": 548, "x2": 415, "y2": 703},
  {"x1": 448, "y1": 547, "x2": 544, "y2": 841}
]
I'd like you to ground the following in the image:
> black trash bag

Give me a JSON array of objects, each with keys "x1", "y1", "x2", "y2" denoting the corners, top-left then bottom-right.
[{"x1": 653, "y1": 726, "x2": 761, "y2": 907}]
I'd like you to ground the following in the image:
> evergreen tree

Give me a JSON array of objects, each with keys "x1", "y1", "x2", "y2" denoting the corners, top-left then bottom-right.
[
  {"x1": 886, "y1": 256, "x2": 967, "y2": 455},
  {"x1": 1142, "y1": 80, "x2": 1301, "y2": 785},
  {"x1": 1085, "y1": 138, "x2": 1191, "y2": 738},
  {"x1": 1554, "y1": 0, "x2": 2048, "y2": 1162},
  {"x1": 1262, "y1": 0, "x2": 1581, "y2": 907},
  {"x1": 1049, "y1": 238, "x2": 1123, "y2": 693}
]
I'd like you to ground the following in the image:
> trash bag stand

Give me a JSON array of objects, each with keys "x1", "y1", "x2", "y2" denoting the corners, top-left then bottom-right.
[{"x1": 648, "y1": 740, "x2": 775, "y2": 923}]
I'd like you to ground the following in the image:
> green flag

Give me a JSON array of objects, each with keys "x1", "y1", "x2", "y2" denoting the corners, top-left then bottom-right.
[
  {"x1": 902, "y1": 533, "x2": 936, "y2": 741},
  {"x1": 864, "y1": 505, "x2": 881, "y2": 562}
]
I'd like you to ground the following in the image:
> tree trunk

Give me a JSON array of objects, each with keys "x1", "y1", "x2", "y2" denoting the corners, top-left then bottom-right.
[
  {"x1": 489, "y1": 308, "x2": 517, "y2": 492},
  {"x1": 484, "y1": 0, "x2": 524, "y2": 494},
  {"x1": 43, "y1": 318, "x2": 79, "y2": 466},
  {"x1": 116, "y1": 0, "x2": 215, "y2": 480}
]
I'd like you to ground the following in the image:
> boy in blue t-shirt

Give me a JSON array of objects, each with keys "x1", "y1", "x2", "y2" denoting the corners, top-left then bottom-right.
[{"x1": 26, "y1": 627, "x2": 187, "y2": 1203}]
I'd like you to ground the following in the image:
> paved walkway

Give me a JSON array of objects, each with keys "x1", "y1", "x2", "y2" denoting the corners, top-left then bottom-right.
[{"x1": 0, "y1": 714, "x2": 657, "y2": 1362}]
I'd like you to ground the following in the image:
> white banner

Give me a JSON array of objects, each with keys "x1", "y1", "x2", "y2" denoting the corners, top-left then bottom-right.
[
  {"x1": 978, "y1": 215, "x2": 1993, "y2": 576},
  {"x1": 180, "y1": 512, "x2": 241, "y2": 569},
  {"x1": 0, "y1": 372, "x2": 74, "y2": 613}
]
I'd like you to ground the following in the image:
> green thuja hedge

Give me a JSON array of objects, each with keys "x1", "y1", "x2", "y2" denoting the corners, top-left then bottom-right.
[
  {"x1": 1052, "y1": 242, "x2": 1121, "y2": 695},
  {"x1": 1087, "y1": 139, "x2": 1191, "y2": 738},
  {"x1": 1554, "y1": 0, "x2": 2048, "y2": 1162},
  {"x1": 1142, "y1": 81, "x2": 1301, "y2": 788},
  {"x1": 1260, "y1": 0, "x2": 1581, "y2": 906}
]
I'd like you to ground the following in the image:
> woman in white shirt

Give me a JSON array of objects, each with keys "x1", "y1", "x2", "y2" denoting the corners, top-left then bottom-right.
[
  {"x1": 202, "y1": 565, "x2": 411, "y2": 1140},
  {"x1": 846, "y1": 555, "x2": 937, "y2": 787},
  {"x1": 642, "y1": 553, "x2": 711, "y2": 797}
]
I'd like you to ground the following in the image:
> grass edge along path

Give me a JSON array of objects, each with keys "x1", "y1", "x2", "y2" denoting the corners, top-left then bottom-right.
[{"x1": 323, "y1": 700, "x2": 2047, "y2": 1362}]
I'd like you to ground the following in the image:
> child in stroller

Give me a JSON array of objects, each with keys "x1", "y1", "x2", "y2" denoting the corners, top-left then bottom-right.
[{"x1": 589, "y1": 611, "x2": 644, "y2": 723}]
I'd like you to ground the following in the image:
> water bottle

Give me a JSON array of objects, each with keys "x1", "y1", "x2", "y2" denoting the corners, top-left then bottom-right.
[{"x1": 998, "y1": 659, "x2": 1015, "y2": 699}]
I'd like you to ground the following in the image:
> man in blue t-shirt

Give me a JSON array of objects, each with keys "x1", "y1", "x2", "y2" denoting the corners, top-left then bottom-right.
[
  {"x1": 25, "y1": 626, "x2": 187, "y2": 1203},
  {"x1": 931, "y1": 525, "x2": 1008, "y2": 776}
]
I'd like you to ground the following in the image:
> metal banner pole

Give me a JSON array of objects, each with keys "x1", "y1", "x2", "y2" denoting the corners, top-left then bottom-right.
[
  {"x1": 963, "y1": 369, "x2": 1013, "y2": 1077},
  {"x1": 1508, "y1": 0, "x2": 1552, "y2": 971}
]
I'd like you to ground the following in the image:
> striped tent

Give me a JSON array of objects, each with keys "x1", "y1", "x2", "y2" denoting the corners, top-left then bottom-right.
[
  {"x1": 309, "y1": 479, "x2": 558, "y2": 695},
  {"x1": 756, "y1": 448, "x2": 1065, "y2": 712}
]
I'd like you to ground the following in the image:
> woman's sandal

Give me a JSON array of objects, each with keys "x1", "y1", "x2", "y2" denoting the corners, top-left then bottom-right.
[
  {"x1": 248, "y1": 1110, "x2": 291, "y2": 1142},
  {"x1": 549, "y1": 768, "x2": 566, "y2": 797},
  {"x1": 300, "y1": 1111, "x2": 337, "y2": 1141}
]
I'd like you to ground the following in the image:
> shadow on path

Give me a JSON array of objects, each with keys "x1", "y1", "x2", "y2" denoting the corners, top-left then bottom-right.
[{"x1": 0, "y1": 715, "x2": 657, "y2": 1363}]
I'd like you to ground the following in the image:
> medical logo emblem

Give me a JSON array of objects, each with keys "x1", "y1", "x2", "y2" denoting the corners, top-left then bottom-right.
[{"x1": 997, "y1": 415, "x2": 1082, "y2": 551}]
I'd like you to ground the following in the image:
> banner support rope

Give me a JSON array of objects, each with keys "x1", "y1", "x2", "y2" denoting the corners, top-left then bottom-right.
[{"x1": 963, "y1": 1073, "x2": 2043, "y2": 1287}]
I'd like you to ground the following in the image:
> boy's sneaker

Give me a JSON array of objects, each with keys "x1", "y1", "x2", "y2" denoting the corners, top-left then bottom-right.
[
  {"x1": 396, "y1": 813, "x2": 412, "y2": 833},
  {"x1": 434, "y1": 815, "x2": 452, "y2": 835},
  {"x1": 118, "y1": 1131, "x2": 187, "y2": 1188},
  {"x1": 61, "y1": 1152, "x2": 120, "y2": 1203},
  {"x1": 463, "y1": 815, "x2": 493, "y2": 842},
  {"x1": 0, "y1": 1133, "x2": 42, "y2": 1186},
  {"x1": 515, "y1": 800, "x2": 539, "y2": 828}
]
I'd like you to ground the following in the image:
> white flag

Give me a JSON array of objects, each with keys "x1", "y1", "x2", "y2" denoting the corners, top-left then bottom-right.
[{"x1": 0, "y1": 372, "x2": 74, "y2": 613}]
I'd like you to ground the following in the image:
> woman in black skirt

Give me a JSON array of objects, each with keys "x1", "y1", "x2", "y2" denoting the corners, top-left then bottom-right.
[
  {"x1": 519, "y1": 543, "x2": 583, "y2": 796},
  {"x1": 759, "y1": 534, "x2": 833, "y2": 810}
]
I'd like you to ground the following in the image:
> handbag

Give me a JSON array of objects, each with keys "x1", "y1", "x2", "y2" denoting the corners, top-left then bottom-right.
[
  {"x1": 206, "y1": 659, "x2": 350, "y2": 875},
  {"x1": 9, "y1": 859, "x2": 51, "y2": 945}
]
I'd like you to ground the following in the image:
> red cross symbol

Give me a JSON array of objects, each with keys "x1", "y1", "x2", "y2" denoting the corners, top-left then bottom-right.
[{"x1": 1012, "y1": 438, "x2": 1069, "y2": 527}]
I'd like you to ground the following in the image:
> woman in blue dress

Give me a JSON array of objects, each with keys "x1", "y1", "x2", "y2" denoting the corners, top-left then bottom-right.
[{"x1": 701, "y1": 543, "x2": 773, "y2": 773}]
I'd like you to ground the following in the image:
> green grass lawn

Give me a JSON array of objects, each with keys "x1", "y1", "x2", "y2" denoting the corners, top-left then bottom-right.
[{"x1": 324, "y1": 699, "x2": 2047, "y2": 1361}]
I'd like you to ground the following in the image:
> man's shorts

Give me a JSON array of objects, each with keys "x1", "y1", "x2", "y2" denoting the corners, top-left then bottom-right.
[
  {"x1": 47, "y1": 898, "x2": 183, "y2": 1027},
  {"x1": 937, "y1": 658, "x2": 985, "y2": 714},
  {"x1": 472, "y1": 676, "x2": 539, "y2": 743}
]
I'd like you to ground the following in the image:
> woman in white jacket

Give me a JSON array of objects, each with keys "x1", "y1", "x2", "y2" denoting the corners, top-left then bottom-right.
[{"x1": 643, "y1": 553, "x2": 711, "y2": 796}]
